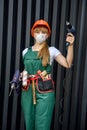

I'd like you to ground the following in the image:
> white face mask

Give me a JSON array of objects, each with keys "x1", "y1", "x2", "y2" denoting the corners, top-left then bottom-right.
[{"x1": 35, "y1": 33, "x2": 47, "y2": 43}]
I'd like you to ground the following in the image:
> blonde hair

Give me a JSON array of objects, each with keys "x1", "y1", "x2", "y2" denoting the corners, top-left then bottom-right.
[
  {"x1": 34, "y1": 26, "x2": 49, "y2": 34},
  {"x1": 38, "y1": 42, "x2": 50, "y2": 66}
]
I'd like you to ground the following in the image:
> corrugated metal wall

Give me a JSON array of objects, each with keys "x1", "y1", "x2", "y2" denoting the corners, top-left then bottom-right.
[{"x1": 0, "y1": 0, "x2": 87, "y2": 130}]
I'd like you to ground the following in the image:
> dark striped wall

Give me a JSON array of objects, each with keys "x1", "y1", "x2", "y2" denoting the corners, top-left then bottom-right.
[{"x1": 0, "y1": 0, "x2": 87, "y2": 130}]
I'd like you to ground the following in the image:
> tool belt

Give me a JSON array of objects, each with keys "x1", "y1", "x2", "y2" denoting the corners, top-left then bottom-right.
[
  {"x1": 22, "y1": 74, "x2": 55, "y2": 93},
  {"x1": 36, "y1": 77, "x2": 54, "y2": 93}
]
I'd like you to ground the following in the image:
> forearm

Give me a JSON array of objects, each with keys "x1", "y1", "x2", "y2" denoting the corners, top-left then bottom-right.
[
  {"x1": 66, "y1": 45, "x2": 74, "y2": 68},
  {"x1": 55, "y1": 33, "x2": 75, "y2": 68}
]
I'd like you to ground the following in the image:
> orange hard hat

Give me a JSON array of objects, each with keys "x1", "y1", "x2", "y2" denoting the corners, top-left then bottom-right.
[{"x1": 31, "y1": 19, "x2": 51, "y2": 37}]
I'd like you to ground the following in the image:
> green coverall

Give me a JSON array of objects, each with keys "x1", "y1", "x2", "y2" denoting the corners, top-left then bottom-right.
[{"x1": 21, "y1": 48, "x2": 55, "y2": 130}]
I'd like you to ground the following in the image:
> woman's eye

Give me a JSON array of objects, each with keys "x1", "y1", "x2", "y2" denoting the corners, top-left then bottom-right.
[
  {"x1": 34, "y1": 31, "x2": 39, "y2": 33},
  {"x1": 42, "y1": 31, "x2": 46, "y2": 34}
]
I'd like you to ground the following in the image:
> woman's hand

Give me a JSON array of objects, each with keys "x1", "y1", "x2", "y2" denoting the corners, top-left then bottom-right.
[{"x1": 66, "y1": 33, "x2": 75, "y2": 46}]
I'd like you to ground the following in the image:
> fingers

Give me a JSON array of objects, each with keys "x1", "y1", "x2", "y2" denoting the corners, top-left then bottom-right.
[{"x1": 66, "y1": 33, "x2": 75, "y2": 44}]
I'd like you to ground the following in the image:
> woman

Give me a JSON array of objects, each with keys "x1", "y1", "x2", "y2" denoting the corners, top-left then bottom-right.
[{"x1": 21, "y1": 19, "x2": 75, "y2": 130}]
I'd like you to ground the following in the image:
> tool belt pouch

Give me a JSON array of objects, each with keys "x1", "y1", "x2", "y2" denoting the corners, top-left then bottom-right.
[{"x1": 37, "y1": 78, "x2": 54, "y2": 91}]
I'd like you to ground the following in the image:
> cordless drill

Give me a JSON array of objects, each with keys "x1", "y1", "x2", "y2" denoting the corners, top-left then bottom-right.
[{"x1": 66, "y1": 21, "x2": 76, "y2": 46}]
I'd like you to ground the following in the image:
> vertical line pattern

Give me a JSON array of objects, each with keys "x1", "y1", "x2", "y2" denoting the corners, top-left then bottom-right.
[{"x1": 0, "y1": 0, "x2": 87, "y2": 130}]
